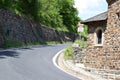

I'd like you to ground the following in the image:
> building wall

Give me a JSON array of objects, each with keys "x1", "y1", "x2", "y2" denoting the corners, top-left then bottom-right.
[
  {"x1": 104, "y1": 0, "x2": 120, "y2": 70},
  {"x1": 83, "y1": 21, "x2": 107, "y2": 69},
  {"x1": 84, "y1": 0, "x2": 120, "y2": 70}
]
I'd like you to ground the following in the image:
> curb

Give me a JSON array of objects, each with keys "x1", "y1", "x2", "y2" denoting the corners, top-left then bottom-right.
[
  {"x1": 52, "y1": 49, "x2": 65, "y2": 71},
  {"x1": 52, "y1": 49, "x2": 107, "y2": 80},
  {"x1": 52, "y1": 49, "x2": 81, "y2": 80},
  {"x1": 53, "y1": 48, "x2": 96, "y2": 80}
]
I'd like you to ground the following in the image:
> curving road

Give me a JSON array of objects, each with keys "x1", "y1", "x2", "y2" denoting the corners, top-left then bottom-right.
[{"x1": 0, "y1": 44, "x2": 80, "y2": 80}]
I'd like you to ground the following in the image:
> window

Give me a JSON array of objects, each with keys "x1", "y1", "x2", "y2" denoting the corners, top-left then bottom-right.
[
  {"x1": 94, "y1": 28, "x2": 103, "y2": 46},
  {"x1": 97, "y1": 29, "x2": 102, "y2": 44}
]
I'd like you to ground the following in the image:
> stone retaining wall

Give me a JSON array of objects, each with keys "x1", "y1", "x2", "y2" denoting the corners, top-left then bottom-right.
[
  {"x1": 0, "y1": 8, "x2": 37, "y2": 43},
  {"x1": 0, "y1": 8, "x2": 76, "y2": 46},
  {"x1": 34, "y1": 24, "x2": 76, "y2": 42},
  {"x1": 73, "y1": 47, "x2": 86, "y2": 63}
]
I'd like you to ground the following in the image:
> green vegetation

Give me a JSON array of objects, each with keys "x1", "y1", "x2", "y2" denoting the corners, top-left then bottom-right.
[
  {"x1": 0, "y1": 0, "x2": 87, "y2": 49},
  {"x1": 80, "y1": 25, "x2": 88, "y2": 38},
  {"x1": 74, "y1": 40, "x2": 87, "y2": 48},
  {"x1": 46, "y1": 41, "x2": 59, "y2": 44},
  {"x1": 64, "y1": 46, "x2": 73, "y2": 60},
  {"x1": 0, "y1": 40, "x2": 47, "y2": 48},
  {"x1": 63, "y1": 40, "x2": 87, "y2": 61},
  {"x1": 59, "y1": 0, "x2": 81, "y2": 32},
  {"x1": 0, "y1": 41, "x2": 24, "y2": 48},
  {"x1": 63, "y1": 39, "x2": 87, "y2": 61},
  {"x1": 63, "y1": 24, "x2": 88, "y2": 61},
  {"x1": 74, "y1": 24, "x2": 88, "y2": 48},
  {"x1": 0, "y1": 0, "x2": 81, "y2": 32},
  {"x1": 0, "y1": 40, "x2": 74, "y2": 48},
  {"x1": 63, "y1": 41, "x2": 73, "y2": 45}
]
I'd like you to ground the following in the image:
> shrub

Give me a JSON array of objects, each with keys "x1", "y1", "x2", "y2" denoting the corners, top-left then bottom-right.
[
  {"x1": 0, "y1": 41, "x2": 24, "y2": 48},
  {"x1": 0, "y1": 40, "x2": 47, "y2": 48},
  {"x1": 74, "y1": 39, "x2": 87, "y2": 48},
  {"x1": 64, "y1": 46, "x2": 73, "y2": 60}
]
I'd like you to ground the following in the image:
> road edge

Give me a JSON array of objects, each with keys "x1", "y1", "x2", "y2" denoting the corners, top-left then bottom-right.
[
  {"x1": 52, "y1": 49, "x2": 65, "y2": 72},
  {"x1": 52, "y1": 49, "x2": 82, "y2": 80}
]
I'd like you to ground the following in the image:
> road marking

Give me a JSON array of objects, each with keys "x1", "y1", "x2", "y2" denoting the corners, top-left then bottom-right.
[{"x1": 52, "y1": 49, "x2": 81, "y2": 80}]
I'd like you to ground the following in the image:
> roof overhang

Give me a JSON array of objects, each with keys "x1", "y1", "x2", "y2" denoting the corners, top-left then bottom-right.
[{"x1": 82, "y1": 11, "x2": 108, "y2": 24}]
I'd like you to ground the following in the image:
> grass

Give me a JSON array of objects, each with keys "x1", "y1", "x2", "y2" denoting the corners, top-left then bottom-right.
[
  {"x1": 0, "y1": 39, "x2": 75, "y2": 49},
  {"x1": 63, "y1": 40, "x2": 87, "y2": 61},
  {"x1": 55, "y1": 26, "x2": 68, "y2": 32},
  {"x1": 0, "y1": 40, "x2": 47, "y2": 48},
  {"x1": 46, "y1": 41, "x2": 59, "y2": 44},
  {"x1": 46, "y1": 41, "x2": 73, "y2": 45},
  {"x1": 74, "y1": 39, "x2": 87, "y2": 48},
  {"x1": 63, "y1": 41, "x2": 73, "y2": 44},
  {"x1": 25, "y1": 41, "x2": 47, "y2": 45},
  {"x1": 0, "y1": 41, "x2": 23, "y2": 48},
  {"x1": 64, "y1": 46, "x2": 73, "y2": 60},
  {"x1": 0, "y1": 40, "x2": 73, "y2": 48}
]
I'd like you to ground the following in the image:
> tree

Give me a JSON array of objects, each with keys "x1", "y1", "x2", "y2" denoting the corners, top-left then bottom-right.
[
  {"x1": 0, "y1": 0, "x2": 81, "y2": 32},
  {"x1": 37, "y1": 0, "x2": 66, "y2": 30},
  {"x1": 59, "y1": 0, "x2": 81, "y2": 32},
  {"x1": 0, "y1": 0, "x2": 14, "y2": 8}
]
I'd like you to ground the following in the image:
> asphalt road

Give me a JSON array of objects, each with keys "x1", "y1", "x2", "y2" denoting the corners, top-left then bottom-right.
[{"x1": 0, "y1": 44, "x2": 80, "y2": 80}]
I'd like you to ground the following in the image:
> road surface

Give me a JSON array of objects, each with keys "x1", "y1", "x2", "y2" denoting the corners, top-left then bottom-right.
[{"x1": 0, "y1": 44, "x2": 80, "y2": 80}]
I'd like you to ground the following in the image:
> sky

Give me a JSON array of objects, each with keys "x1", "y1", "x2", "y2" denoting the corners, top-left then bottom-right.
[{"x1": 74, "y1": 0, "x2": 108, "y2": 20}]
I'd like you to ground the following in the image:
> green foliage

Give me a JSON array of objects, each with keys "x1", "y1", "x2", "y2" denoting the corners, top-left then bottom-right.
[
  {"x1": 80, "y1": 25, "x2": 88, "y2": 38},
  {"x1": 74, "y1": 40, "x2": 87, "y2": 48},
  {"x1": 0, "y1": 41, "x2": 24, "y2": 48},
  {"x1": 0, "y1": 0, "x2": 13, "y2": 8},
  {"x1": 63, "y1": 41, "x2": 73, "y2": 44},
  {"x1": 59, "y1": 0, "x2": 81, "y2": 32},
  {"x1": 64, "y1": 46, "x2": 73, "y2": 60},
  {"x1": 37, "y1": 0, "x2": 67, "y2": 31},
  {"x1": 0, "y1": 0, "x2": 81, "y2": 32},
  {"x1": 46, "y1": 41, "x2": 73, "y2": 45},
  {"x1": 25, "y1": 41, "x2": 47, "y2": 45},
  {"x1": 0, "y1": 40, "x2": 47, "y2": 48},
  {"x1": 46, "y1": 41, "x2": 59, "y2": 44}
]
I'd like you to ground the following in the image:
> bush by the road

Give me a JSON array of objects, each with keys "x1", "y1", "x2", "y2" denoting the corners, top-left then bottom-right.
[{"x1": 64, "y1": 46, "x2": 73, "y2": 60}]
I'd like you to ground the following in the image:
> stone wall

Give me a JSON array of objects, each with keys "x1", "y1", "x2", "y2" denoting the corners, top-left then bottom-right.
[
  {"x1": 72, "y1": 21, "x2": 107, "y2": 69},
  {"x1": 104, "y1": 0, "x2": 120, "y2": 70},
  {"x1": 83, "y1": 21, "x2": 107, "y2": 69},
  {"x1": 84, "y1": 46, "x2": 105, "y2": 69},
  {"x1": 73, "y1": 47, "x2": 86, "y2": 63},
  {"x1": 0, "y1": 8, "x2": 37, "y2": 43},
  {"x1": 33, "y1": 23, "x2": 76, "y2": 42},
  {"x1": 0, "y1": 25, "x2": 5, "y2": 45},
  {"x1": 86, "y1": 21, "x2": 107, "y2": 46},
  {"x1": 0, "y1": 8, "x2": 76, "y2": 46},
  {"x1": 82, "y1": 21, "x2": 107, "y2": 69},
  {"x1": 83, "y1": 0, "x2": 120, "y2": 70}
]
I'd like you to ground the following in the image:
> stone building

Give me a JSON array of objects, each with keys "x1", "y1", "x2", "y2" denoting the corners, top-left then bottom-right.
[{"x1": 82, "y1": 0, "x2": 120, "y2": 70}]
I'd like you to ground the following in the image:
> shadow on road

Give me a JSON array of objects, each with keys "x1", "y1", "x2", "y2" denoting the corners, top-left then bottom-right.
[
  {"x1": 0, "y1": 51, "x2": 19, "y2": 59},
  {"x1": 0, "y1": 44, "x2": 58, "y2": 59}
]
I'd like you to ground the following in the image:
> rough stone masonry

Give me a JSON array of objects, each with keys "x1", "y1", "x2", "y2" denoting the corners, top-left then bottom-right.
[
  {"x1": 0, "y1": 8, "x2": 76, "y2": 46},
  {"x1": 83, "y1": 0, "x2": 120, "y2": 70},
  {"x1": 104, "y1": 0, "x2": 120, "y2": 70}
]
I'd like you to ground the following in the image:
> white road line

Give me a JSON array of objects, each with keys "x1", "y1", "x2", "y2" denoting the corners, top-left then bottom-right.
[{"x1": 52, "y1": 49, "x2": 81, "y2": 80}]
